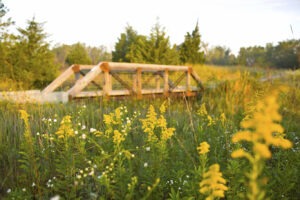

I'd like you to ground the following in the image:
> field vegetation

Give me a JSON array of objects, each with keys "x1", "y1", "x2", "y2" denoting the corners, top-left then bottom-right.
[
  {"x1": 1, "y1": 1, "x2": 299, "y2": 199},
  {"x1": 1, "y1": 66, "x2": 299, "y2": 199}
]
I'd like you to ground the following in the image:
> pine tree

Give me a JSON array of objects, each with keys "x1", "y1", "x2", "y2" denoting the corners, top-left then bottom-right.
[
  {"x1": 10, "y1": 17, "x2": 58, "y2": 88},
  {"x1": 112, "y1": 25, "x2": 138, "y2": 62},
  {"x1": 179, "y1": 22, "x2": 205, "y2": 64}
]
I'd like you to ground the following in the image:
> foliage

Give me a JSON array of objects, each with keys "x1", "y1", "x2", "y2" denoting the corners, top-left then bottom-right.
[
  {"x1": 205, "y1": 46, "x2": 236, "y2": 66},
  {"x1": 65, "y1": 42, "x2": 92, "y2": 65},
  {"x1": 52, "y1": 43, "x2": 112, "y2": 68},
  {"x1": 237, "y1": 40, "x2": 300, "y2": 69},
  {"x1": 179, "y1": 22, "x2": 205, "y2": 64},
  {"x1": 0, "y1": 18, "x2": 59, "y2": 89},
  {"x1": 112, "y1": 25, "x2": 139, "y2": 62},
  {"x1": 113, "y1": 22, "x2": 180, "y2": 65}
]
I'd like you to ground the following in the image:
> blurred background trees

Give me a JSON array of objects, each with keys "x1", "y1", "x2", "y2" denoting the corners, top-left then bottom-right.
[{"x1": 0, "y1": 0, "x2": 299, "y2": 90}]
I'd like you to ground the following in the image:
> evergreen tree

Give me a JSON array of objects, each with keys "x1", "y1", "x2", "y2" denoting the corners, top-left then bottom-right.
[
  {"x1": 112, "y1": 25, "x2": 138, "y2": 62},
  {"x1": 0, "y1": 0, "x2": 14, "y2": 82},
  {"x1": 10, "y1": 18, "x2": 58, "y2": 88},
  {"x1": 144, "y1": 22, "x2": 180, "y2": 65},
  {"x1": 179, "y1": 22, "x2": 205, "y2": 64}
]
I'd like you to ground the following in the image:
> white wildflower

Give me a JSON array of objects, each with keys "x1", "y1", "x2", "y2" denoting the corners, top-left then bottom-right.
[
  {"x1": 50, "y1": 195, "x2": 60, "y2": 200},
  {"x1": 82, "y1": 134, "x2": 86, "y2": 139},
  {"x1": 146, "y1": 147, "x2": 150, "y2": 151},
  {"x1": 7, "y1": 189, "x2": 11, "y2": 193},
  {"x1": 144, "y1": 162, "x2": 148, "y2": 168},
  {"x1": 90, "y1": 128, "x2": 96, "y2": 133}
]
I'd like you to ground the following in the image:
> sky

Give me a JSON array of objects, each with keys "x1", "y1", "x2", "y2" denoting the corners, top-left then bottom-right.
[{"x1": 3, "y1": 0, "x2": 300, "y2": 55}]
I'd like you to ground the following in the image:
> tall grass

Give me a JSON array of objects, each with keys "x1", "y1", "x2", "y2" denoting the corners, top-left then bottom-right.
[{"x1": 0, "y1": 67, "x2": 299, "y2": 199}]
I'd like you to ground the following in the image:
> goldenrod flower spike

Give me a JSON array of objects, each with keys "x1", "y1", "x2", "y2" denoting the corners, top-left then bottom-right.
[
  {"x1": 231, "y1": 92, "x2": 293, "y2": 200},
  {"x1": 197, "y1": 142, "x2": 210, "y2": 155},
  {"x1": 199, "y1": 164, "x2": 228, "y2": 200},
  {"x1": 55, "y1": 115, "x2": 74, "y2": 139}
]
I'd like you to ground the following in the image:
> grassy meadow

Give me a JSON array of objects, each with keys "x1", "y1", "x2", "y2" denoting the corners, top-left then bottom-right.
[{"x1": 0, "y1": 65, "x2": 299, "y2": 200}]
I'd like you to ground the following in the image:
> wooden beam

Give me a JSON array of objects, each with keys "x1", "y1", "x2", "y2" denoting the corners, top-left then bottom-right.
[
  {"x1": 186, "y1": 67, "x2": 192, "y2": 92},
  {"x1": 68, "y1": 63, "x2": 103, "y2": 98},
  {"x1": 156, "y1": 74, "x2": 160, "y2": 91},
  {"x1": 110, "y1": 72, "x2": 135, "y2": 94},
  {"x1": 190, "y1": 69, "x2": 204, "y2": 91},
  {"x1": 163, "y1": 69, "x2": 169, "y2": 96},
  {"x1": 169, "y1": 72, "x2": 186, "y2": 91},
  {"x1": 105, "y1": 62, "x2": 189, "y2": 72},
  {"x1": 103, "y1": 69, "x2": 111, "y2": 96},
  {"x1": 136, "y1": 68, "x2": 142, "y2": 98},
  {"x1": 42, "y1": 65, "x2": 75, "y2": 94}
]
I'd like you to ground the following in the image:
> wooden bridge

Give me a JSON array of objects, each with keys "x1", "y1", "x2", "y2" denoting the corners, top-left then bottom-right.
[{"x1": 0, "y1": 62, "x2": 204, "y2": 103}]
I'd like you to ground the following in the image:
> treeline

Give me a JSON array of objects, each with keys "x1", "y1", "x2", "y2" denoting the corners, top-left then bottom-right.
[
  {"x1": 112, "y1": 23, "x2": 300, "y2": 69},
  {"x1": 0, "y1": 1, "x2": 111, "y2": 89},
  {"x1": 205, "y1": 40, "x2": 300, "y2": 69},
  {"x1": 112, "y1": 22, "x2": 204, "y2": 65},
  {"x1": 1, "y1": 0, "x2": 299, "y2": 90}
]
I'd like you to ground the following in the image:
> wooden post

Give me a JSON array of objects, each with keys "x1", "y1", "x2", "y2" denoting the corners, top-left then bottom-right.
[
  {"x1": 155, "y1": 74, "x2": 160, "y2": 91},
  {"x1": 136, "y1": 68, "x2": 142, "y2": 98},
  {"x1": 132, "y1": 74, "x2": 137, "y2": 93},
  {"x1": 186, "y1": 67, "x2": 192, "y2": 96},
  {"x1": 103, "y1": 70, "x2": 111, "y2": 96},
  {"x1": 164, "y1": 69, "x2": 169, "y2": 96}
]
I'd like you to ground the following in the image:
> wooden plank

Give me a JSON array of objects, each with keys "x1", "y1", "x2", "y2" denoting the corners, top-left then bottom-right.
[
  {"x1": 68, "y1": 64, "x2": 102, "y2": 98},
  {"x1": 110, "y1": 72, "x2": 134, "y2": 94},
  {"x1": 191, "y1": 69, "x2": 204, "y2": 91},
  {"x1": 106, "y1": 62, "x2": 189, "y2": 72},
  {"x1": 186, "y1": 67, "x2": 191, "y2": 92},
  {"x1": 136, "y1": 68, "x2": 142, "y2": 98},
  {"x1": 73, "y1": 87, "x2": 199, "y2": 98},
  {"x1": 42, "y1": 65, "x2": 75, "y2": 93}
]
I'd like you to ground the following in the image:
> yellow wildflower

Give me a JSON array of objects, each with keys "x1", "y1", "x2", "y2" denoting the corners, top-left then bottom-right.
[
  {"x1": 220, "y1": 113, "x2": 226, "y2": 126},
  {"x1": 231, "y1": 92, "x2": 292, "y2": 159},
  {"x1": 161, "y1": 128, "x2": 175, "y2": 141},
  {"x1": 141, "y1": 105, "x2": 175, "y2": 143},
  {"x1": 55, "y1": 115, "x2": 74, "y2": 139},
  {"x1": 198, "y1": 103, "x2": 208, "y2": 117},
  {"x1": 231, "y1": 92, "x2": 293, "y2": 200},
  {"x1": 197, "y1": 142, "x2": 210, "y2": 155},
  {"x1": 207, "y1": 115, "x2": 215, "y2": 126},
  {"x1": 113, "y1": 130, "x2": 125, "y2": 145},
  {"x1": 159, "y1": 101, "x2": 167, "y2": 114},
  {"x1": 19, "y1": 109, "x2": 33, "y2": 146},
  {"x1": 199, "y1": 164, "x2": 228, "y2": 199},
  {"x1": 103, "y1": 114, "x2": 112, "y2": 125}
]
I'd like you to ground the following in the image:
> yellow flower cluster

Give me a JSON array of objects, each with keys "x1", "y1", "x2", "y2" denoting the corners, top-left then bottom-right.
[
  {"x1": 197, "y1": 103, "x2": 208, "y2": 117},
  {"x1": 19, "y1": 109, "x2": 33, "y2": 145},
  {"x1": 232, "y1": 92, "x2": 292, "y2": 159},
  {"x1": 200, "y1": 164, "x2": 228, "y2": 200},
  {"x1": 141, "y1": 104, "x2": 175, "y2": 143},
  {"x1": 55, "y1": 115, "x2": 74, "y2": 139},
  {"x1": 113, "y1": 130, "x2": 125, "y2": 146},
  {"x1": 197, "y1": 142, "x2": 210, "y2": 155}
]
